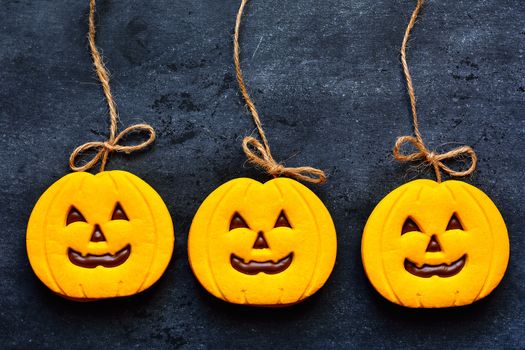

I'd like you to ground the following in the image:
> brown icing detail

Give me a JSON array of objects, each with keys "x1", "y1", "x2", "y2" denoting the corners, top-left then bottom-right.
[
  {"x1": 229, "y1": 212, "x2": 249, "y2": 230},
  {"x1": 111, "y1": 203, "x2": 129, "y2": 221},
  {"x1": 66, "y1": 206, "x2": 86, "y2": 226},
  {"x1": 252, "y1": 231, "x2": 270, "y2": 249},
  {"x1": 90, "y1": 224, "x2": 107, "y2": 242},
  {"x1": 404, "y1": 254, "x2": 467, "y2": 278},
  {"x1": 230, "y1": 252, "x2": 293, "y2": 275},
  {"x1": 446, "y1": 213, "x2": 463, "y2": 230},
  {"x1": 68, "y1": 244, "x2": 131, "y2": 268},
  {"x1": 274, "y1": 210, "x2": 292, "y2": 228},
  {"x1": 401, "y1": 217, "x2": 420, "y2": 235},
  {"x1": 425, "y1": 235, "x2": 442, "y2": 252}
]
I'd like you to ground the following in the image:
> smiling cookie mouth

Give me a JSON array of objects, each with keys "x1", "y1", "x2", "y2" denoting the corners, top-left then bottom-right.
[
  {"x1": 404, "y1": 254, "x2": 467, "y2": 278},
  {"x1": 230, "y1": 252, "x2": 294, "y2": 275},
  {"x1": 68, "y1": 244, "x2": 131, "y2": 268}
]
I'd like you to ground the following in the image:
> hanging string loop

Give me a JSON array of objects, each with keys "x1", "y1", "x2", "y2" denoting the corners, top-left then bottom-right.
[
  {"x1": 70, "y1": 0, "x2": 156, "y2": 172},
  {"x1": 394, "y1": 0, "x2": 477, "y2": 182},
  {"x1": 234, "y1": 0, "x2": 326, "y2": 184}
]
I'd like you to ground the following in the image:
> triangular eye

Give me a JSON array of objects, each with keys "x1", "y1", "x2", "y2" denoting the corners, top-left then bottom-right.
[
  {"x1": 401, "y1": 217, "x2": 421, "y2": 235},
  {"x1": 274, "y1": 211, "x2": 292, "y2": 228},
  {"x1": 66, "y1": 206, "x2": 86, "y2": 225},
  {"x1": 446, "y1": 214, "x2": 463, "y2": 230},
  {"x1": 229, "y1": 213, "x2": 249, "y2": 230},
  {"x1": 111, "y1": 203, "x2": 129, "y2": 221}
]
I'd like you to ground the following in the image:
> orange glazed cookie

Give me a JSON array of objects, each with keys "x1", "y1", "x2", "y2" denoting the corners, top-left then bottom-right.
[
  {"x1": 189, "y1": 178, "x2": 337, "y2": 306},
  {"x1": 362, "y1": 179, "x2": 509, "y2": 308},
  {"x1": 27, "y1": 171, "x2": 174, "y2": 300}
]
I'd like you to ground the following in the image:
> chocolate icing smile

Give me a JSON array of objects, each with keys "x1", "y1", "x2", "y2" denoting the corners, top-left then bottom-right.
[
  {"x1": 68, "y1": 244, "x2": 131, "y2": 268},
  {"x1": 230, "y1": 252, "x2": 293, "y2": 275},
  {"x1": 404, "y1": 254, "x2": 467, "y2": 278}
]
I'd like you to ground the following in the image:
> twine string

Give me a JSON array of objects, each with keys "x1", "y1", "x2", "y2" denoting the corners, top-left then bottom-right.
[
  {"x1": 394, "y1": 0, "x2": 477, "y2": 183},
  {"x1": 69, "y1": 0, "x2": 155, "y2": 172},
  {"x1": 234, "y1": 0, "x2": 326, "y2": 184}
]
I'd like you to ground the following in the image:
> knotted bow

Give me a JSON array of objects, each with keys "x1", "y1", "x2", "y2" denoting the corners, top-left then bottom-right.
[
  {"x1": 69, "y1": 124, "x2": 155, "y2": 172},
  {"x1": 393, "y1": 135, "x2": 477, "y2": 183},
  {"x1": 242, "y1": 136, "x2": 327, "y2": 184}
]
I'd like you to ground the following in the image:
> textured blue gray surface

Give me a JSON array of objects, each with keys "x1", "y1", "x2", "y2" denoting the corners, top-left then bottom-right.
[{"x1": 0, "y1": 0, "x2": 524, "y2": 349}]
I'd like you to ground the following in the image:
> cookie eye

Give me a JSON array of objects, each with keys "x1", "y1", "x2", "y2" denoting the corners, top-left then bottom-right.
[
  {"x1": 111, "y1": 203, "x2": 129, "y2": 221},
  {"x1": 229, "y1": 213, "x2": 249, "y2": 230},
  {"x1": 401, "y1": 217, "x2": 421, "y2": 235},
  {"x1": 66, "y1": 207, "x2": 86, "y2": 225},
  {"x1": 274, "y1": 210, "x2": 292, "y2": 228},
  {"x1": 446, "y1": 213, "x2": 463, "y2": 230}
]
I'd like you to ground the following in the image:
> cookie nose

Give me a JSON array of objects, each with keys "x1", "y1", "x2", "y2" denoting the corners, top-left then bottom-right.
[
  {"x1": 426, "y1": 235, "x2": 442, "y2": 252},
  {"x1": 252, "y1": 231, "x2": 269, "y2": 249},
  {"x1": 90, "y1": 224, "x2": 107, "y2": 242}
]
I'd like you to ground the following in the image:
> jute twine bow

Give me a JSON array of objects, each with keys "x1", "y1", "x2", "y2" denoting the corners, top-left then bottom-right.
[
  {"x1": 234, "y1": 0, "x2": 326, "y2": 184},
  {"x1": 69, "y1": 0, "x2": 155, "y2": 172},
  {"x1": 394, "y1": 0, "x2": 477, "y2": 183}
]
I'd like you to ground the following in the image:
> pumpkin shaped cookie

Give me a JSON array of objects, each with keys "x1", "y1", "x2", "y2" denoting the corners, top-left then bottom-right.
[
  {"x1": 188, "y1": 178, "x2": 337, "y2": 306},
  {"x1": 362, "y1": 179, "x2": 509, "y2": 308},
  {"x1": 27, "y1": 171, "x2": 174, "y2": 300}
]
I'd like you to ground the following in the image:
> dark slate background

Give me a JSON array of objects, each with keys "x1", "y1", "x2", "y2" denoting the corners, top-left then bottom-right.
[{"x1": 1, "y1": 0, "x2": 524, "y2": 349}]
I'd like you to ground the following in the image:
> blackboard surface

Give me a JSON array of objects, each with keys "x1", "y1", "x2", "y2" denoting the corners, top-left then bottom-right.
[{"x1": 1, "y1": 0, "x2": 524, "y2": 349}]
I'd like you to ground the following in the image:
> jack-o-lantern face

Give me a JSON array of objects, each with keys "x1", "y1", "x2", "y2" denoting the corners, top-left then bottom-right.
[
  {"x1": 26, "y1": 171, "x2": 174, "y2": 300},
  {"x1": 188, "y1": 178, "x2": 337, "y2": 306},
  {"x1": 362, "y1": 179, "x2": 509, "y2": 308}
]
